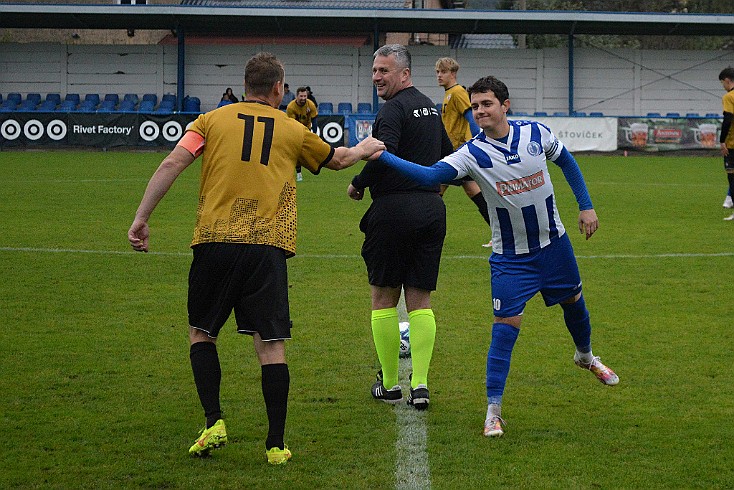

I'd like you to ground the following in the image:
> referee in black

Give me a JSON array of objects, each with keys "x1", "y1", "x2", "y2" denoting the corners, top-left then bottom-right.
[{"x1": 348, "y1": 44, "x2": 453, "y2": 410}]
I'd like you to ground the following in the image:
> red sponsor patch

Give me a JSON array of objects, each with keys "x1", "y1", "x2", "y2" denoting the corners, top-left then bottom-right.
[
  {"x1": 496, "y1": 170, "x2": 545, "y2": 196},
  {"x1": 652, "y1": 127, "x2": 682, "y2": 144}
]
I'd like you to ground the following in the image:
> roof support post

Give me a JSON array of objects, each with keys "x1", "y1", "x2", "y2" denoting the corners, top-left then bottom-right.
[
  {"x1": 177, "y1": 24, "x2": 185, "y2": 112},
  {"x1": 568, "y1": 33, "x2": 574, "y2": 115}
]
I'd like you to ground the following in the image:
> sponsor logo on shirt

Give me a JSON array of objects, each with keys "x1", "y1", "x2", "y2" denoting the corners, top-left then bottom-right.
[
  {"x1": 505, "y1": 153, "x2": 521, "y2": 164},
  {"x1": 496, "y1": 170, "x2": 545, "y2": 196},
  {"x1": 412, "y1": 107, "x2": 440, "y2": 118}
]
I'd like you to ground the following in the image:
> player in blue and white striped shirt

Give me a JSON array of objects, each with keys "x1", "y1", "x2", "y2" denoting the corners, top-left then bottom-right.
[{"x1": 372, "y1": 75, "x2": 619, "y2": 438}]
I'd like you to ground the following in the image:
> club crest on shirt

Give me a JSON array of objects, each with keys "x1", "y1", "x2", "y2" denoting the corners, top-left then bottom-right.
[
  {"x1": 527, "y1": 141, "x2": 543, "y2": 156},
  {"x1": 496, "y1": 170, "x2": 545, "y2": 196}
]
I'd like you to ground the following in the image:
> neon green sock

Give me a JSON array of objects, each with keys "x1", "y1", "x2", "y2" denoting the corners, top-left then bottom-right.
[
  {"x1": 408, "y1": 309, "x2": 436, "y2": 388},
  {"x1": 371, "y1": 308, "x2": 400, "y2": 388}
]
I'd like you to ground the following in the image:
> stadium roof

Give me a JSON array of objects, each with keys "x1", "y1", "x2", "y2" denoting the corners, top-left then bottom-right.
[{"x1": 0, "y1": 4, "x2": 733, "y2": 37}]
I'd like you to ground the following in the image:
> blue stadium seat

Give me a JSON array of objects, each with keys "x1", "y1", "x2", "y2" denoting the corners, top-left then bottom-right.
[
  {"x1": 18, "y1": 99, "x2": 38, "y2": 111},
  {"x1": 158, "y1": 99, "x2": 175, "y2": 111},
  {"x1": 534, "y1": 111, "x2": 548, "y2": 116},
  {"x1": 647, "y1": 112, "x2": 661, "y2": 117},
  {"x1": 589, "y1": 112, "x2": 604, "y2": 117},
  {"x1": 119, "y1": 99, "x2": 136, "y2": 112},
  {"x1": 357, "y1": 102, "x2": 372, "y2": 114},
  {"x1": 142, "y1": 93, "x2": 157, "y2": 106},
  {"x1": 216, "y1": 100, "x2": 232, "y2": 108},
  {"x1": 46, "y1": 93, "x2": 61, "y2": 105},
  {"x1": 100, "y1": 100, "x2": 117, "y2": 111},
  {"x1": 139, "y1": 100, "x2": 156, "y2": 112},
  {"x1": 78, "y1": 101, "x2": 96, "y2": 112},
  {"x1": 104, "y1": 94, "x2": 120, "y2": 106},
  {"x1": 436, "y1": 103, "x2": 442, "y2": 112},
  {"x1": 573, "y1": 112, "x2": 587, "y2": 116},
  {"x1": 318, "y1": 102, "x2": 333, "y2": 114},
  {"x1": 38, "y1": 100, "x2": 57, "y2": 111},
  {"x1": 124, "y1": 93, "x2": 139, "y2": 104},
  {"x1": 552, "y1": 112, "x2": 567, "y2": 117},
  {"x1": 58, "y1": 100, "x2": 77, "y2": 111},
  {"x1": 183, "y1": 97, "x2": 200, "y2": 112},
  {"x1": 84, "y1": 94, "x2": 100, "y2": 107},
  {"x1": 0, "y1": 100, "x2": 17, "y2": 112},
  {"x1": 7, "y1": 92, "x2": 22, "y2": 105},
  {"x1": 666, "y1": 112, "x2": 680, "y2": 118},
  {"x1": 65, "y1": 94, "x2": 80, "y2": 105},
  {"x1": 705, "y1": 113, "x2": 721, "y2": 118},
  {"x1": 337, "y1": 102, "x2": 353, "y2": 114},
  {"x1": 26, "y1": 93, "x2": 42, "y2": 105},
  {"x1": 686, "y1": 112, "x2": 700, "y2": 117},
  {"x1": 161, "y1": 94, "x2": 176, "y2": 105}
]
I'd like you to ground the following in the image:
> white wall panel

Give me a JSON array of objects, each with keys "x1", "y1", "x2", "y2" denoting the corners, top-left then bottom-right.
[{"x1": 1, "y1": 42, "x2": 732, "y2": 116}]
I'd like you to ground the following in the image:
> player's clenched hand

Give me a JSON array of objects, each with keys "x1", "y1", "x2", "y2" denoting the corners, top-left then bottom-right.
[
  {"x1": 347, "y1": 183, "x2": 364, "y2": 201},
  {"x1": 357, "y1": 136, "x2": 385, "y2": 160},
  {"x1": 578, "y1": 209, "x2": 598, "y2": 240},
  {"x1": 128, "y1": 219, "x2": 150, "y2": 252}
]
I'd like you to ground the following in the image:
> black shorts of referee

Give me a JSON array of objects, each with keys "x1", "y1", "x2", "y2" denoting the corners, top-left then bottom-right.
[
  {"x1": 188, "y1": 242, "x2": 292, "y2": 340},
  {"x1": 359, "y1": 192, "x2": 446, "y2": 291}
]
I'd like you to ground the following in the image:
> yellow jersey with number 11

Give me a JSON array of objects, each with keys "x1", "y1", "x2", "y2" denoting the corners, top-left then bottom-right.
[{"x1": 181, "y1": 100, "x2": 334, "y2": 255}]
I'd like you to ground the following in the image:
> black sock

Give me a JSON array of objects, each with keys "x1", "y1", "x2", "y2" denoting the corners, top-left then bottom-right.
[
  {"x1": 189, "y1": 342, "x2": 222, "y2": 428},
  {"x1": 728, "y1": 173, "x2": 734, "y2": 198},
  {"x1": 262, "y1": 363, "x2": 290, "y2": 450},
  {"x1": 470, "y1": 192, "x2": 492, "y2": 227}
]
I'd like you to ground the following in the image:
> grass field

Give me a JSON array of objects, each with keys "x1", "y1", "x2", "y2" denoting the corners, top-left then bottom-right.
[{"x1": 1, "y1": 149, "x2": 732, "y2": 489}]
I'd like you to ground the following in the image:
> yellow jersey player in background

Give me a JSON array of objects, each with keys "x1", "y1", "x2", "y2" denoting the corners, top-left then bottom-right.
[
  {"x1": 128, "y1": 52, "x2": 384, "y2": 465},
  {"x1": 286, "y1": 86, "x2": 319, "y2": 181},
  {"x1": 718, "y1": 66, "x2": 734, "y2": 221},
  {"x1": 436, "y1": 57, "x2": 492, "y2": 247}
]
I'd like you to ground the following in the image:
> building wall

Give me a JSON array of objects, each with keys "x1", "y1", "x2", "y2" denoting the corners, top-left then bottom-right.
[{"x1": 0, "y1": 42, "x2": 731, "y2": 115}]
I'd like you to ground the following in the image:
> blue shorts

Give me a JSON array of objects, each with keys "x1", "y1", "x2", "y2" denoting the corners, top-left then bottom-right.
[{"x1": 489, "y1": 233, "x2": 582, "y2": 318}]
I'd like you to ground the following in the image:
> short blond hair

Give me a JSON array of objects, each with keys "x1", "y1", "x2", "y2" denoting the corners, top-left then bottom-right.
[{"x1": 435, "y1": 57, "x2": 459, "y2": 73}]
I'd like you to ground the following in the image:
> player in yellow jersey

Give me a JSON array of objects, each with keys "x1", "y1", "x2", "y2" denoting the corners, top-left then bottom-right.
[
  {"x1": 436, "y1": 57, "x2": 492, "y2": 246},
  {"x1": 718, "y1": 67, "x2": 734, "y2": 221},
  {"x1": 287, "y1": 87, "x2": 319, "y2": 181},
  {"x1": 128, "y1": 52, "x2": 384, "y2": 464}
]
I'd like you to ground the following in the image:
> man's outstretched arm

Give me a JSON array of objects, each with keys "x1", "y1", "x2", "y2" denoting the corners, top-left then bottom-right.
[{"x1": 375, "y1": 151, "x2": 459, "y2": 186}]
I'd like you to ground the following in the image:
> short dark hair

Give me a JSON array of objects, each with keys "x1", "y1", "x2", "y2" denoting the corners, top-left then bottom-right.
[
  {"x1": 467, "y1": 76, "x2": 510, "y2": 104},
  {"x1": 296, "y1": 86, "x2": 309, "y2": 95},
  {"x1": 244, "y1": 52, "x2": 284, "y2": 97},
  {"x1": 719, "y1": 67, "x2": 734, "y2": 81}
]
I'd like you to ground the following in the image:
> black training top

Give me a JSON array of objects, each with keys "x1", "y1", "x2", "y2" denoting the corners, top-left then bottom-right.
[{"x1": 352, "y1": 86, "x2": 453, "y2": 197}]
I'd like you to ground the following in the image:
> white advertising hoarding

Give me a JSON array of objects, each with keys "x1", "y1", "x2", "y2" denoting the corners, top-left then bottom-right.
[{"x1": 510, "y1": 116, "x2": 619, "y2": 152}]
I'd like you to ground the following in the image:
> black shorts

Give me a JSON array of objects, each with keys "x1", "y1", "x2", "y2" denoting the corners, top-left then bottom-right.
[
  {"x1": 188, "y1": 243, "x2": 291, "y2": 340},
  {"x1": 725, "y1": 152, "x2": 734, "y2": 172},
  {"x1": 360, "y1": 192, "x2": 446, "y2": 290}
]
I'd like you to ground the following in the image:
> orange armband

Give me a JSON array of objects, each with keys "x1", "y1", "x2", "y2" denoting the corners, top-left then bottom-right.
[{"x1": 177, "y1": 131, "x2": 205, "y2": 158}]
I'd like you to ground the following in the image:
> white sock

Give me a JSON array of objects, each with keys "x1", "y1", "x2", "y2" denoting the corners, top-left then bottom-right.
[
  {"x1": 486, "y1": 403, "x2": 501, "y2": 420},
  {"x1": 576, "y1": 349, "x2": 594, "y2": 364}
]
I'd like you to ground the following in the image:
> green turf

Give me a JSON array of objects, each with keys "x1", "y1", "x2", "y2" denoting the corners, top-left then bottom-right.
[{"x1": 0, "y1": 150, "x2": 732, "y2": 488}]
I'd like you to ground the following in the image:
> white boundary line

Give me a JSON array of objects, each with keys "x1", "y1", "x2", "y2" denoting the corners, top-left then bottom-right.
[
  {"x1": 394, "y1": 294, "x2": 431, "y2": 490},
  {"x1": 394, "y1": 357, "x2": 431, "y2": 490},
  {"x1": 1, "y1": 246, "x2": 733, "y2": 260}
]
